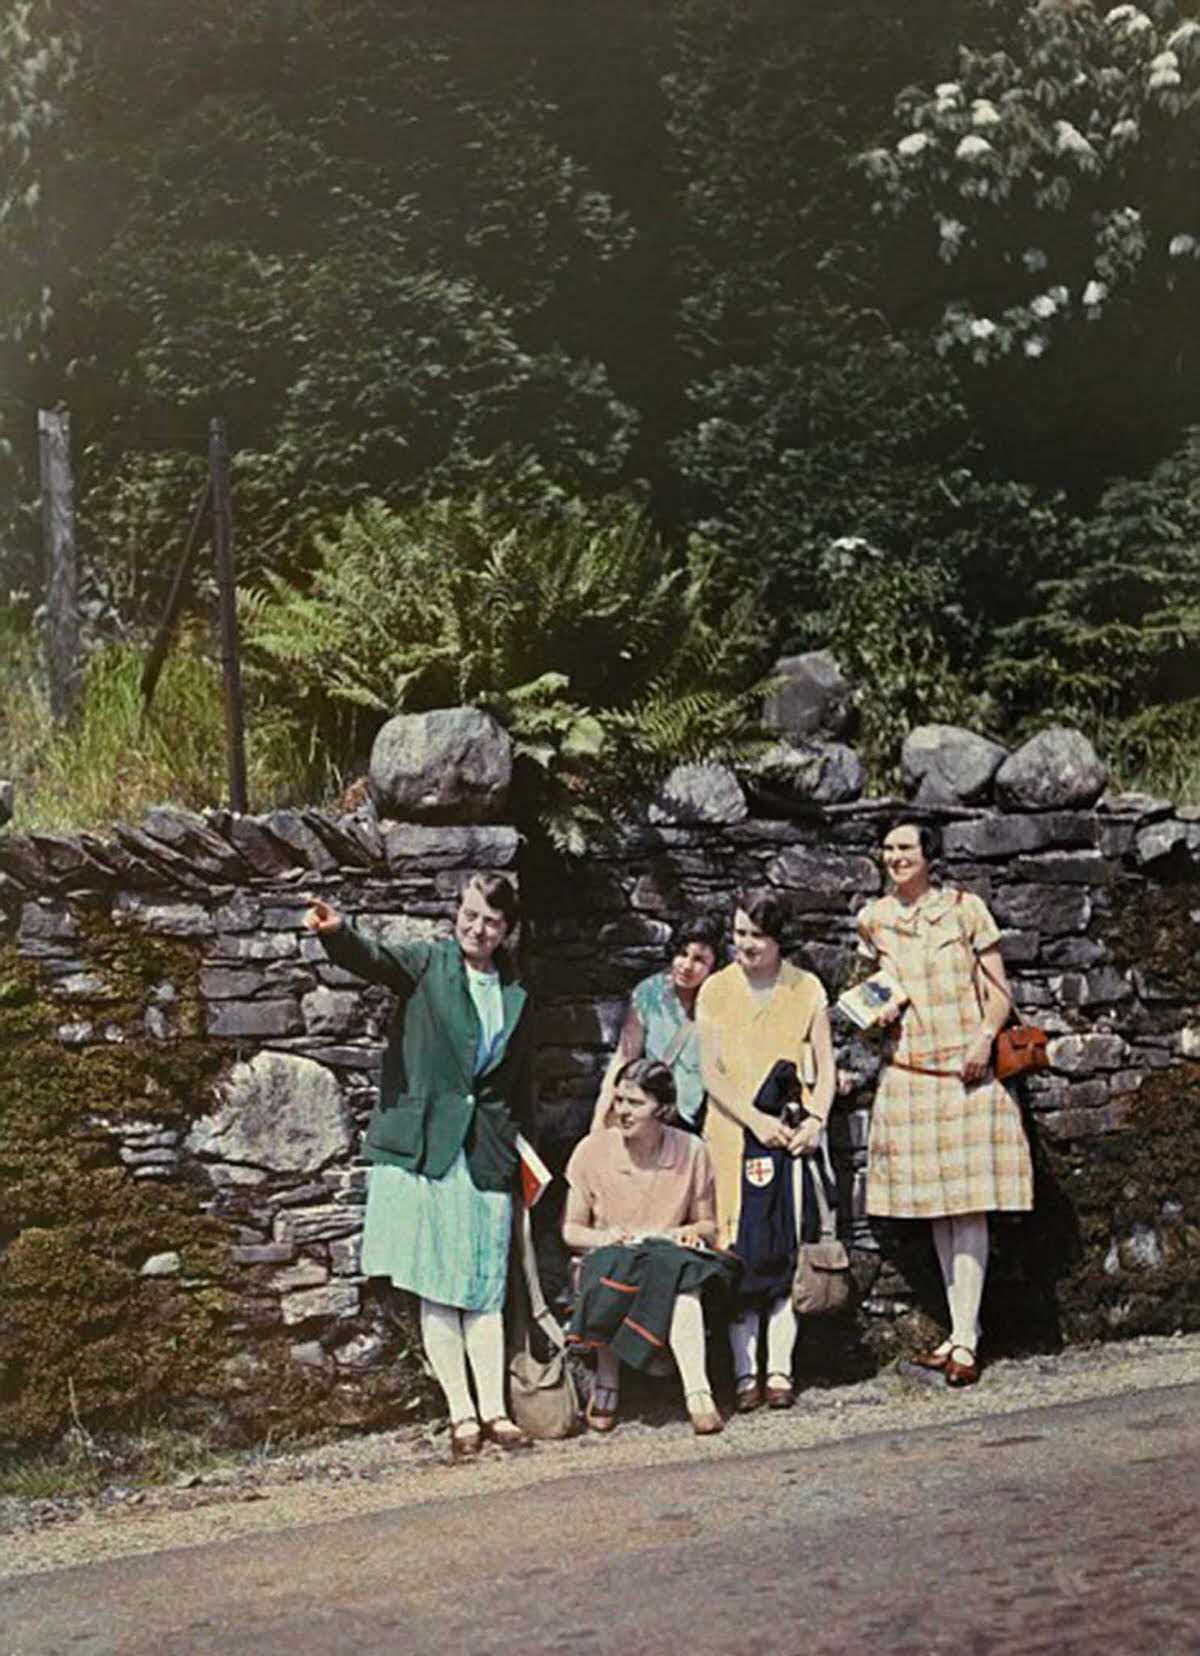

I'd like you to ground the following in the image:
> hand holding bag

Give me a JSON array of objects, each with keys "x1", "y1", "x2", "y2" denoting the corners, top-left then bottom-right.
[
  {"x1": 791, "y1": 1150, "x2": 851, "y2": 1318},
  {"x1": 974, "y1": 951, "x2": 1049, "y2": 1081}
]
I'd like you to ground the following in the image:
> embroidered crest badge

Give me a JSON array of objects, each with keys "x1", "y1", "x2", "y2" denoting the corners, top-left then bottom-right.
[{"x1": 744, "y1": 1156, "x2": 775, "y2": 1188}]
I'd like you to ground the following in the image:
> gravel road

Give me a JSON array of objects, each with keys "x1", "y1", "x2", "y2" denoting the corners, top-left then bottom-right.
[{"x1": 4, "y1": 1331, "x2": 1199, "y2": 1583}]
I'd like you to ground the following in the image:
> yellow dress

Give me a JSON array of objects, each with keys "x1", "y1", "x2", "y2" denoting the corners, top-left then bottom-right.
[{"x1": 695, "y1": 961, "x2": 827, "y2": 1247}]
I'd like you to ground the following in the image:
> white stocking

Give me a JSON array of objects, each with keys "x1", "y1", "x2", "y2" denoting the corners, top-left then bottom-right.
[
  {"x1": 461, "y1": 1306, "x2": 507, "y2": 1422},
  {"x1": 930, "y1": 1214, "x2": 989, "y2": 1350},
  {"x1": 419, "y1": 1298, "x2": 475, "y2": 1424},
  {"x1": 765, "y1": 1294, "x2": 797, "y2": 1382},
  {"x1": 668, "y1": 1291, "x2": 709, "y2": 1396},
  {"x1": 946, "y1": 1213, "x2": 988, "y2": 1351}
]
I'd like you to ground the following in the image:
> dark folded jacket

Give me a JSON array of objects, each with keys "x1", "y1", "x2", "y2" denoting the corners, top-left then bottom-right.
[
  {"x1": 733, "y1": 1059, "x2": 837, "y2": 1306},
  {"x1": 567, "y1": 1239, "x2": 738, "y2": 1372}
]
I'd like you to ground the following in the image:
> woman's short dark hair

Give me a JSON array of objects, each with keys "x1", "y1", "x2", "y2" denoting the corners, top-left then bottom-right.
[
  {"x1": 459, "y1": 871, "x2": 520, "y2": 929},
  {"x1": 877, "y1": 817, "x2": 942, "y2": 863},
  {"x1": 733, "y1": 887, "x2": 789, "y2": 943},
  {"x1": 614, "y1": 1057, "x2": 677, "y2": 1119},
  {"x1": 670, "y1": 911, "x2": 725, "y2": 959}
]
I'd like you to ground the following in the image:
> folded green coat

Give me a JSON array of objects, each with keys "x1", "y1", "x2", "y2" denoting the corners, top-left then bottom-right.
[
  {"x1": 320, "y1": 924, "x2": 534, "y2": 1192},
  {"x1": 568, "y1": 1239, "x2": 739, "y2": 1372}
]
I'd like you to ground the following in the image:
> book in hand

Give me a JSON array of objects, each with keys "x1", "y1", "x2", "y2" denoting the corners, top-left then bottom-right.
[
  {"x1": 516, "y1": 1132, "x2": 553, "y2": 1209},
  {"x1": 836, "y1": 973, "x2": 903, "y2": 1031}
]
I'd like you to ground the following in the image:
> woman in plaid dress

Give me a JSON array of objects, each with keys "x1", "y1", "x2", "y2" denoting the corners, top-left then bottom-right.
[{"x1": 856, "y1": 820, "x2": 1032, "y2": 1387}]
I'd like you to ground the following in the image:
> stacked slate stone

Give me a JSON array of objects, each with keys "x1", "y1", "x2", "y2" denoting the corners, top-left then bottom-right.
[{"x1": 1, "y1": 702, "x2": 1199, "y2": 1430}]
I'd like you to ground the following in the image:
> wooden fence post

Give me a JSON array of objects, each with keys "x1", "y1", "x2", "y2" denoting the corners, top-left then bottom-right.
[
  {"x1": 38, "y1": 408, "x2": 80, "y2": 721},
  {"x1": 208, "y1": 417, "x2": 248, "y2": 813}
]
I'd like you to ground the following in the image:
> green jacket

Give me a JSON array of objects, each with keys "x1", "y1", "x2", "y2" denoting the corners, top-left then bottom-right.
[{"x1": 320, "y1": 924, "x2": 534, "y2": 1192}]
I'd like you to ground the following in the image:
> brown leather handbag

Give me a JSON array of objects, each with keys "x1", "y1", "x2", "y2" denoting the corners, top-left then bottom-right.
[{"x1": 973, "y1": 945, "x2": 1049, "y2": 1081}]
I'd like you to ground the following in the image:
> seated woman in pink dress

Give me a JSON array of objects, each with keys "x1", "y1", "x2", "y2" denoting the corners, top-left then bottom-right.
[{"x1": 562, "y1": 1059, "x2": 734, "y2": 1436}]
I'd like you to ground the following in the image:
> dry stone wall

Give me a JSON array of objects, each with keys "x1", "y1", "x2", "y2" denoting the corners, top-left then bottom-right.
[{"x1": 1, "y1": 792, "x2": 1199, "y2": 1442}]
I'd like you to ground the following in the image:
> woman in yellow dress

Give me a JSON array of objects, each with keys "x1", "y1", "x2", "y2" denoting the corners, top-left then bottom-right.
[{"x1": 696, "y1": 890, "x2": 834, "y2": 1410}]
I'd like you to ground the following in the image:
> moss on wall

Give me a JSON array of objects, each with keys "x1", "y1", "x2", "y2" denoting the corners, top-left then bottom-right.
[{"x1": 0, "y1": 918, "x2": 232, "y2": 1445}]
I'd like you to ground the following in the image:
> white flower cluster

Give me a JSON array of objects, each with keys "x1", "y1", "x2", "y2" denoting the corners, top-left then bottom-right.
[
  {"x1": 1055, "y1": 121, "x2": 1096, "y2": 161},
  {"x1": 1106, "y1": 6, "x2": 1152, "y2": 36},
  {"x1": 1110, "y1": 118, "x2": 1139, "y2": 144},
  {"x1": 1168, "y1": 233, "x2": 1198, "y2": 257},
  {"x1": 935, "y1": 81, "x2": 962, "y2": 110},
  {"x1": 1022, "y1": 247, "x2": 1048, "y2": 273},
  {"x1": 1148, "y1": 49, "x2": 1182, "y2": 90},
  {"x1": 897, "y1": 131, "x2": 931, "y2": 158},
  {"x1": 971, "y1": 99, "x2": 1001, "y2": 128},
  {"x1": 955, "y1": 134, "x2": 993, "y2": 162},
  {"x1": 1082, "y1": 278, "x2": 1108, "y2": 310},
  {"x1": 969, "y1": 317, "x2": 997, "y2": 340}
]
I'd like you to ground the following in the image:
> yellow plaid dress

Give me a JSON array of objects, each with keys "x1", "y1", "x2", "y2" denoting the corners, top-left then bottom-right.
[{"x1": 856, "y1": 887, "x2": 1032, "y2": 1219}]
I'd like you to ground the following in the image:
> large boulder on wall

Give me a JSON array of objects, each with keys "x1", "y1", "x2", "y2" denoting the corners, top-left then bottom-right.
[
  {"x1": 995, "y1": 726, "x2": 1108, "y2": 811},
  {"x1": 762, "y1": 652, "x2": 855, "y2": 742},
  {"x1": 369, "y1": 708, "x2": 513, "y2": 823},
  {"x1": 901, "y1": 725, "x2": 1008, "y2": 805}
]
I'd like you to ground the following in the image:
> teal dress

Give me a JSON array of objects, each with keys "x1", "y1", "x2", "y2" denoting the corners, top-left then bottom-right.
[
  {"x1": 632, "y1": 971, "x2": 705, "y2": 1126},
  {"x1": 362, "y1": 964, "x2": 512, "y2": 1312}
]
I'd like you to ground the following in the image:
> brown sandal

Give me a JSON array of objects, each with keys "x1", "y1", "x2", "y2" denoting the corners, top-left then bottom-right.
[
  {"x1": 482, "y1": 1416, "x2": 533, "y2": 1450},
  {"x1": 449, "y1": 1419, "x2": 483, "y2": 1460},
  {"x1": 944, "y1": 1345, "x2": 980, "y2": 1388},
  {"x1": 765, "y1": 1375, "x2": 795, "y2": 1410},
  {"x1": 734, "y1": 1378, "x2": 763, "y2": 1414},
  {"x1": 585, "y1": 1386, "x2": 619, "y2": 1433},
  {"x1": 910, "y1": 1342, "x2": 953, "y2": 1371}
]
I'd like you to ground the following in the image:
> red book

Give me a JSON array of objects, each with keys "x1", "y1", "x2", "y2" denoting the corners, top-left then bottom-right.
[{"x1": 516, "y1": 1132, "x2": 552, "y2": 1209}]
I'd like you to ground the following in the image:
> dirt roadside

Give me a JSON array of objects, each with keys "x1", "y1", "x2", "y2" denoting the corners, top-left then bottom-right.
[{"x1": 4, "y1": 1330, "x2": 1199, "y2": 1582}]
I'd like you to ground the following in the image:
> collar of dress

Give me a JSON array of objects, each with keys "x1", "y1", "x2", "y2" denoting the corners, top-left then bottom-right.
[{"x1": 888, "y1": 886, "x2": 959, "y2": 936}]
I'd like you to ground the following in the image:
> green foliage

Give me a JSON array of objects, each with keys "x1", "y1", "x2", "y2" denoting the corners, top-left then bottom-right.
[
  {"x1": 241, "y1": 493, "x2": 770, "y2": 849},
  {"x1": 989, "y1": 428, "x2": 1200, "y2": 719},
  {"x1": 859, "y1": 0, "x2": 1200, "y2": 364},
  {"x1": 0, "y1": 611, "x2": 309, "y2": 831},
  {"x1": 792, "y1": 537, "x2": 988, "y2": 785}
]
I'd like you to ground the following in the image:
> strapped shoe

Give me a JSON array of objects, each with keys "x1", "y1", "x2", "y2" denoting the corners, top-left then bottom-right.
[
  {"x1": 734, "y1": 1378, "x2": 763, "y2": 1414},
  {"x1": 482, "y1": 1416, "x2": 533, "y2": 1450},
  {"x1": 449, "y1": 1419, "x2": 483, "y2": 1461},
  {"x1": 944, "y1": 1345, "x2": 980, "y2": 1388},
  {"x1": 585, "y1": 1385, "x2": 619, "y2": 1433},
  {"x1": 764, "y1": 1375, "x2": 795, "y2": 1410}
]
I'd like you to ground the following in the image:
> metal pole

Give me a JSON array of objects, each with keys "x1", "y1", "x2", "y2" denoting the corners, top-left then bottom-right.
[
  {"x1": 38, "y1": 408, "x2": 80, "y2": 721},
  {"x1": 208, "y1": 417, "x2": 248, "y2": 812}
]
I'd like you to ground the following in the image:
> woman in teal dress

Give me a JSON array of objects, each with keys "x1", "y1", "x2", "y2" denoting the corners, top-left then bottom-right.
[
  {"x1": 591, "y1": 912, "x2": 724, "y2": 1133},
  {"x1": 304, "y1": 873, "x2": 534, "y2": 1458}
]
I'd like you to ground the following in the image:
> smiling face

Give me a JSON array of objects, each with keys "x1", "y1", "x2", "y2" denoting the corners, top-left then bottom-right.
[
  {"x1": 454, "y1": 886, "x2": 510, "y2": 969},
  {"x1": 733, "y1": 908, "x2": 781, "y2": 980},
  {"x1": 881, "y1": 823, "x2": 932, "y2": 897},
  {"x1": 670, "y1": 939, "x2": 717, "y2": 997}
]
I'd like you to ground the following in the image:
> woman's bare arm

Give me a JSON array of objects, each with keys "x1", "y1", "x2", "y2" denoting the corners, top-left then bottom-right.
[
  {"x1": 561, "y1": 1183, "x2": 628, "y2": 1252},
  {"x1": 590, "y1": 1007, "x2": 645, "y2": 1132}
]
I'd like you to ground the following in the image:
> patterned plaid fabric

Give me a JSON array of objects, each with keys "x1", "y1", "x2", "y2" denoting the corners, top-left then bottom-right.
[{"x1": 856, "y1": 887, "x2": 1033, "y2": 1218}]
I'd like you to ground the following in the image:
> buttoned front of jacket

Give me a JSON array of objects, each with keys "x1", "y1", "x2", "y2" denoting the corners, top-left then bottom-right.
[{"x1": 320, "y1": 926, "x2": 533, "y2": 1191}]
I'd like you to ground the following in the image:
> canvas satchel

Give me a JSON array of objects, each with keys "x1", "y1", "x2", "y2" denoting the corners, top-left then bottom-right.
[
  {"x1": 506, "y1": 1205, "x2": 580, "y2": 1439},
  {"x1": 791, "y1": 1149, "x2": 851, "y2": 1318}
]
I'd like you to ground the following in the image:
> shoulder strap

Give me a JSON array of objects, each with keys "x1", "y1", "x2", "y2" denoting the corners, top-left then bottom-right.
[
  {"x1": 955, "y1": 891, "x2": 1026, "y2": 1028},
  {"x1": 658, "y1": 1014, "x2": 697, "y2": 1071}
]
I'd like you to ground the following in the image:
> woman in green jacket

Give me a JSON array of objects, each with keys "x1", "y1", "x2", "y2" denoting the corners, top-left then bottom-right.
[{"x1": 304, "y1": 873, "x2": 534, "y2": 1458}]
